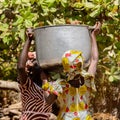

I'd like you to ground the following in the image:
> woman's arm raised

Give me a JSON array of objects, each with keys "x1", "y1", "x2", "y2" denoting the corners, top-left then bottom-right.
[
  {"x1": 17, "y1": 28, "x2": 34, "y2": 85},
  {"x1": 88, "y1": 22, "x2": 101, "y2": 76}
]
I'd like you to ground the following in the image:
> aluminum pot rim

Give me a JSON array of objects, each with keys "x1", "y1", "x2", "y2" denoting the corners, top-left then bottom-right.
[{"x1": 33, "y1": 24, "x2": 90, "y2": 31}]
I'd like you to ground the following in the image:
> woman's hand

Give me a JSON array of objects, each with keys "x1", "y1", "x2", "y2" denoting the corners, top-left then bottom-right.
[
  {"x1": 92, "y1": 21, "x2": 101, "y2": 36},
  {"x1": 26, "y1": 28, "x2": 34, "y2": 41}
]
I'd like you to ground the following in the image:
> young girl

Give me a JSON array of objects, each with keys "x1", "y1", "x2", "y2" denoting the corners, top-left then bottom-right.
[{"x1": 42, "y1": 22, "x2": 101, "y2": 120}]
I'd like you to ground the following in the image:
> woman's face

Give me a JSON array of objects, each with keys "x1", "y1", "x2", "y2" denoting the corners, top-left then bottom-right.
[{"x1": 28, "y1": 52, "x2": 36, "y2": 59}]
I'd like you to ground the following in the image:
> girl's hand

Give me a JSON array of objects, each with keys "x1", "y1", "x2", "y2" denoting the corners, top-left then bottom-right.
[
  {"x1": 40, "y1": 71, "x2": 48, "y2": 84},
  {"x1": 48, "y1": 113, "x2": 57, "y2": 120}
]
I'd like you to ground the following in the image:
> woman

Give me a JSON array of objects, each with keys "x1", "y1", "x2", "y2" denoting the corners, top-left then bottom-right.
[
  {"x1": 17, "y1": 28, "x2": 57, "y2": 120},
  {"x1": 42, "y1": 22, "x2": 101, "y2": 120}
]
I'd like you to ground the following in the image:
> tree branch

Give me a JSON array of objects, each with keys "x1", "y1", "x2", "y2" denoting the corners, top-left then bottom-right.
[{"x1": 0, "y1": 80, "x2": 20, "y2": 92}]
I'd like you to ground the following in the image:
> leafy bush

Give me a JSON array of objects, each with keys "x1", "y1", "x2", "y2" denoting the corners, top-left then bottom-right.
[{"x1": 0, "y1": 0, "x2": 120, "y2": 83}]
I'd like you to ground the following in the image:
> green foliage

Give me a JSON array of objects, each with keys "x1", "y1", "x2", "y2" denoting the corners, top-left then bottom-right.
[{"x1": 0, "y1": 0, "x2": 120, "y2": 82}]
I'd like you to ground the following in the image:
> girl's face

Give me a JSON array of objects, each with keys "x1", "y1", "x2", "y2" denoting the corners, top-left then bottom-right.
[
  {"x1": 68, "y1": 74, "x2": 84, "y2": 88},
  {"x1": 69, "y1": 80, "x2": 80, "y2": 88}
]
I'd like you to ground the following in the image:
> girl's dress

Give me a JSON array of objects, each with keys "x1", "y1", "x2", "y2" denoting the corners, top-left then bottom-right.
[{"x1": 43, "y1": 50, "x2": 96, "y2": 120}]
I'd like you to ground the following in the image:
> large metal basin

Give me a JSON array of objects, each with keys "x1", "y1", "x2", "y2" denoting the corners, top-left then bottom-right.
[{"x1": 34, "y1": 25, "x2": 92, "y2": 68}]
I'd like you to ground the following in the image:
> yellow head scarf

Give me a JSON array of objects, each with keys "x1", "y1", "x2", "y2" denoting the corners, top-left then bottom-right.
[
  {"x1": 62, "y1": 50, "x2": 93, "y2": 82},
  {"x1": 62, "y1": 50, "x2": 84, "y2": 73}
]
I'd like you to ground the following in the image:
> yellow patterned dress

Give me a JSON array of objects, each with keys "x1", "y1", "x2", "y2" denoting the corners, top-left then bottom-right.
[{"x1": 42, "y1": 50, "x2": 96, "y2": 120}]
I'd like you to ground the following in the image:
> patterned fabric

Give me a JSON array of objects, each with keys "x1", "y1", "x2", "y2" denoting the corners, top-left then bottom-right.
[
  {"x1": 56, "y1": 83, "x2": 93, "y2": 120},
  {"x1": 19, "y1": 78, "x2": 52, "y2": 120},
  {"x1": 42, "y1": 50, "x2": 96, "y2": 120},
  {"x1": 62, "y1": 50, "x2": 84, "y2": 73}
]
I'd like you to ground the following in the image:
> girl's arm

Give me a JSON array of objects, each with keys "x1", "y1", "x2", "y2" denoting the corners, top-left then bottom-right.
[
  {"x1": 40, "y1": 71, "x2": 58, "y2": 104},
  {"x1": 88, "y1": 22, "x2": 101, "y2": 76},
  {"x1": 17, "y1": 28, "x2": 34, "y2": 85},
  {"x1": 45, "y1": 93, "x2": 57, "y2": 104}
]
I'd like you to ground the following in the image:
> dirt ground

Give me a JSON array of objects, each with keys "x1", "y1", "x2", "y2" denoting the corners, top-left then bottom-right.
[{"x1": 0, "y1": 88, "x2": 119, "y2": 120}]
